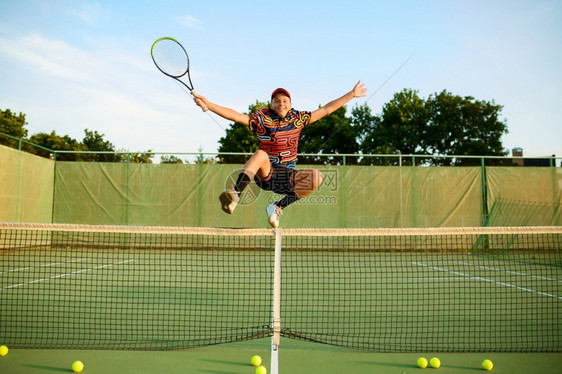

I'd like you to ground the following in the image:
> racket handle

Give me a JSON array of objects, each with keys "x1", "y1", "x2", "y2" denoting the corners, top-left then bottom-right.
[{"x1": 191, "y1": 90, "x2": 208, "y2": 112}]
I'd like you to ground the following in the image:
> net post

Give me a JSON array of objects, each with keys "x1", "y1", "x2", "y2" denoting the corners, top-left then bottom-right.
[{"x1": 271, "y1": 228, "x2": 282, "y2": 374}]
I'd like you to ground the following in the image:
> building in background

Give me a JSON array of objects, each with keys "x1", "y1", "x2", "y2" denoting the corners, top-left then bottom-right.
[
  {"x1": 512, "y1": 147, "x2": 524, "y2": 166},
  {"x1": 512, "y1": 147, "x2": 556, "y2": 167}
]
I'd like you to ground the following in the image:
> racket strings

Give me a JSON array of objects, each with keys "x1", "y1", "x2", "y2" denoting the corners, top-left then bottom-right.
[
  {"x1": 152, "y1": 39, "x2": 190, "y2": 78},
  {"x1": 153, "y1": 37, "x2": 250, "y2": 153}
]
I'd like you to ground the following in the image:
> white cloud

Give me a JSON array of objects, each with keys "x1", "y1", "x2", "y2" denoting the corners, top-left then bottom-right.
[
  {"x1": 176, "y1": 15, "x2": 203, "y2": 29},
  {"x1": 0, "y1": 33, "x2": 156, "y2": 92},
  {"x1": 0, "y1": 32, "x2": 201, "y2": 150},
  {"x1": 64, "y1": 1, "x2": 110, "y2": 24},
  {"x1": 0, "y1": 34, "x2": 98, "y2": 84}
]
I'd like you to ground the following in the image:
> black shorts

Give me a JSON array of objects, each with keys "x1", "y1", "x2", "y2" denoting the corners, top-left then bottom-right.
[{"x1": 254, "y1": 166, "x2": 296, "y2": 195}]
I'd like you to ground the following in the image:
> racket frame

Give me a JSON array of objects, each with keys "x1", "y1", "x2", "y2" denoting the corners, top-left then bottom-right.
[{"x1": 151, "y1": 37, "x2": 207, "y2": 111}]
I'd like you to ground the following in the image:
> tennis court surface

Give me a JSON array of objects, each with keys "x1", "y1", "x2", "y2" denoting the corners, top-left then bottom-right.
[
  {"x1": 1, "y1": 339, "x2": 562, "y2": 373},
  {"x1": 1, "y1": 223, "x2": 561, "y2": 372}
]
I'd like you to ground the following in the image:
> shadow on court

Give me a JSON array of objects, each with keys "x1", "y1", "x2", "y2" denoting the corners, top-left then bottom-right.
[
  {"x1": 445, "y1": 364, "x2": 483, "y2": 371},
  {"x1": 358, "y1": 360, "x2": 411, "y2": 369},
  {"x1": 198, "y1": 358, "x2": 249, "y2": 367},
  {"x1": 24, "y1": 364, "x2": 69, "y2": 372}
]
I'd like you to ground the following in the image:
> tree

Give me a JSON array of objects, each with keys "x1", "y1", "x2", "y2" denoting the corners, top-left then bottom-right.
[
  {"x1": 351, "y1": 103, "x2": 377, "y2": 145},
  {"x1": 299, "y1": 106, "x2": 360, "y2": 164},
  {"x1": 359, "y1": 89, "x2": 508, "y2": 166},
  {"x1": 79, "y1": 129, "x2": 153, "y2": 163},
  {"x1": 80, "y1": 129, "x2": 121, "y2": 162},
  {"x1": 351, "y1": 103, "x2": 384, "y2": 165},
  {"x1": 0, "y1": 110, "x2": 153, "y2": 162},
  {"x1": 28, "y1": 129, "x2": 153, "y2": 163},
  {"x1": 424, "y1": 90, "x2": 508, "y2": 165},
  {"x1": 161, "y1": 155, "x2": 184, "y2": 164},
  {"x1": 29, "y1": 131, "x2": 84, "y2": 161},
  {"x1": 360, "y1": 89, "x2": 429, "y2": 165},
  {"x1": 0, "y1": 108, "x2": 28, "y2": 148},
  {"x1": 124, "y1": 151, "x2": 153, "y2": 164}
]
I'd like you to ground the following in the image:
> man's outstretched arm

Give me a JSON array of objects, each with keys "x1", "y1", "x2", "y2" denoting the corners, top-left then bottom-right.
[{"x1": 310, "y1": 81, "x2": 367, "y2": 124}]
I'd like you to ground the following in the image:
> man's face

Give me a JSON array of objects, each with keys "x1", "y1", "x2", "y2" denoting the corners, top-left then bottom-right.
[{"x1": 270, "y1": 94, "x2": 291, "y2": 119}]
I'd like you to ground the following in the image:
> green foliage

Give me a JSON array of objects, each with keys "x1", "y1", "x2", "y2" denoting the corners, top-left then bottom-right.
[
  {"x1": 125, "y1": 151, "x2": 153, "y2": 163},
  {"x1": 248, "y1": 100, "x2": 269, "y2": 113},
  {"x1": 359, "y1": 89, "x2": 508, "y2": 165},
  {"x1": 0, "y1": 109, "x2": 152, "y2": 163},
  {"x1": 0, "y1": 109, "x2": 28, "y2": 148},
  {"x1": 161, "y1": 155, "x2": 184, "y2": 164},
  {"x1": 351, "y1": 103, "x2": 378, "y2": 144},
  {"x1": 81, "y1": 129, "x2": 153, "y2": 163},
  {"x1": 80, "y1": 129, "x2": 120, "y2": 162},
  {"x1": 299, "y1": 106, "x2": 360, "y2": 165},
  {"x1": 425, "y1": 90, "x2": 508, "y2": 165},
  {"x1": 367, "y1": 89, "x2": 428, "y2": 154},
  {"x1": 216, "y1": 89, "x2": 508, "y2": 165},
  {"x1": 26, "y1": 129, "x2": 153, "y2": 163},
  {"x1": 194, "y1": 156, "x2": 217, "y2": 164},
  {"x1": 2, "y1": 87, "x2": 509, "y2": 166},
  {"x1": 351, "y1": 103, "x2": 387, "y2": 165},
  {"x1": 29, "y1": 131, "x2": 85, "y2": 161},
  {"x1": 360, "y1": 89, "x2": 429, "y2": 165}
]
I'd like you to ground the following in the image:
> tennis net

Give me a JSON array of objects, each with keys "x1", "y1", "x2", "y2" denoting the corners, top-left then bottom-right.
[{"x1": 1, "y1": 223, "x2": 561, "y2": 352}]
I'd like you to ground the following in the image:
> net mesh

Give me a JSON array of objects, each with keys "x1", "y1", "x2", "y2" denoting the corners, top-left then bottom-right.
[
  {"x1": 1, "y1": 224, "x2": 273, "y2": 350},
  {"x1": 1, "y1": 223, "x2": 561, "y2": 352},
  {"x1": 280, "y1": 228, "x2": 561, "y2": 352}
]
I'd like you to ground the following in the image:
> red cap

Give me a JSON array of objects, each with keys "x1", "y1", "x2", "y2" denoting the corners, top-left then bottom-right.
[{"x1": 271, "y1": 88, "x2": 291, "y2": 100}]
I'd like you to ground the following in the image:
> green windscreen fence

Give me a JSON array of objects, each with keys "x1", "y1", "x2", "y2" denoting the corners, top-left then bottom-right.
[
  {"x1": 51, "y1": 162, "x2": 484, "y2": 228},
  {"x1": 1, "y1": 145, "x2": 561, "y2": 227},
  {"x1": 486, "y1": 167, "x2": 562, "y2": 226},
  {"x1": 0, "y1": 145, "x2": 54, "y2": 223}
]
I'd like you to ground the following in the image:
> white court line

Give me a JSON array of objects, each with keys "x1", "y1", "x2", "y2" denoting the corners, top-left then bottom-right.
[
  {"x1": 0, "y1": 259, "x2": 89, "y2": 275},
  {"x1": 1, "y1": 259, "x2": 135, "y2": 290},
  {"x1": 412, "y1": 262, "x2": 562, "y2": 300},
  {"x1": 396, "y1": 277, "x2": 466, "y2": 281},
  {"x1": 456, "y1": 261, "x2": 562, "y2": 283}
]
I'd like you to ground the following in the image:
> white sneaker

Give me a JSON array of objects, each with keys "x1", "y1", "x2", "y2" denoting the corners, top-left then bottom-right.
[
  {"x1": 219, "y1": 189, "x2": 240, "y2": 214},
  {"x1": 266, "y1": 203, "x2": 283, "y2": 228}
]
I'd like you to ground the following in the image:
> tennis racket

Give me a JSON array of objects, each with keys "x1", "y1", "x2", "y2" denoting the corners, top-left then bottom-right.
[{"x1": 151, "y1": 37, "x2": 208, "y2": 112}]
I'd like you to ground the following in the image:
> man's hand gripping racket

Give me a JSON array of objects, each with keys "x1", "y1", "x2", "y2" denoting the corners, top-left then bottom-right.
[{"x1": 151, "y1": 37, "x2": 208, "y2": 112}]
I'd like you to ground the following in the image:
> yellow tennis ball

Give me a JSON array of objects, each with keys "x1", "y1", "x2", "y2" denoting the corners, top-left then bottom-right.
[
  {"x1": 417, "y1": 357, "x2": 428, "y2": 368},
  {"x1": 0, "y1": 345, "x2": 8, "y2": 357},
  {"x1": 255, "y1": 365, "x2": 267, "y2": 374},
  {"x1": 251, "y1": 355, "x2": 262, "y2": 367},
  {"x1": 482, "y1": 359, "x2": 493, "y2": 371},
  {"x1": 429, "y1": 357, "x2": 441, "y2": 368},
  {"x1": 72, "y1": 361, "x2": 84, "y2": 373}
]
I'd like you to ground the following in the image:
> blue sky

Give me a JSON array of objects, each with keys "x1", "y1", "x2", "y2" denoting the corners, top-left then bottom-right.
[{"x1": 1, "y1": 0, "x2": 561, "y2": 159}]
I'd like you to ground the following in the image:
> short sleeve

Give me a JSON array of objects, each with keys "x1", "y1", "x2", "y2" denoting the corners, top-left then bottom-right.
[
  {"x1": 248, "y1": 109, "x2": 267, "y2": 133},
  {"x1": 295, "y1": 111, "x2": 312, "y2": 128}
]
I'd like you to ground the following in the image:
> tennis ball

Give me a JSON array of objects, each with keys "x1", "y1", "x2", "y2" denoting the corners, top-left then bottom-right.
[
  {"x1": 0, "y1": 345, "x2": 8, "y2": 357},
  {"x1": 417, "y1": 357, "x2": 428, "y2": 368},
  {"x1": 482, "y1": 359, "x2": 493, "y2": 371},
  {"x1": 255, "y1": 365, "x2": 267, "y2": 374},
  {"x1": 251, "y1": 355, "x2": 262, "y2": 367},
  {"x1": 72, "y1": 361, "x2": 84, "y2": 373},
  {"x1": 429, "y1": 357, "x2": 441, "y2": 368}
]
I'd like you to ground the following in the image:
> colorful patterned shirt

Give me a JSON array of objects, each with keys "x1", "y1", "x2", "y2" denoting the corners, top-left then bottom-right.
[{"x1": 248, "y1": 108, "x2": 311, "y2": 168}]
